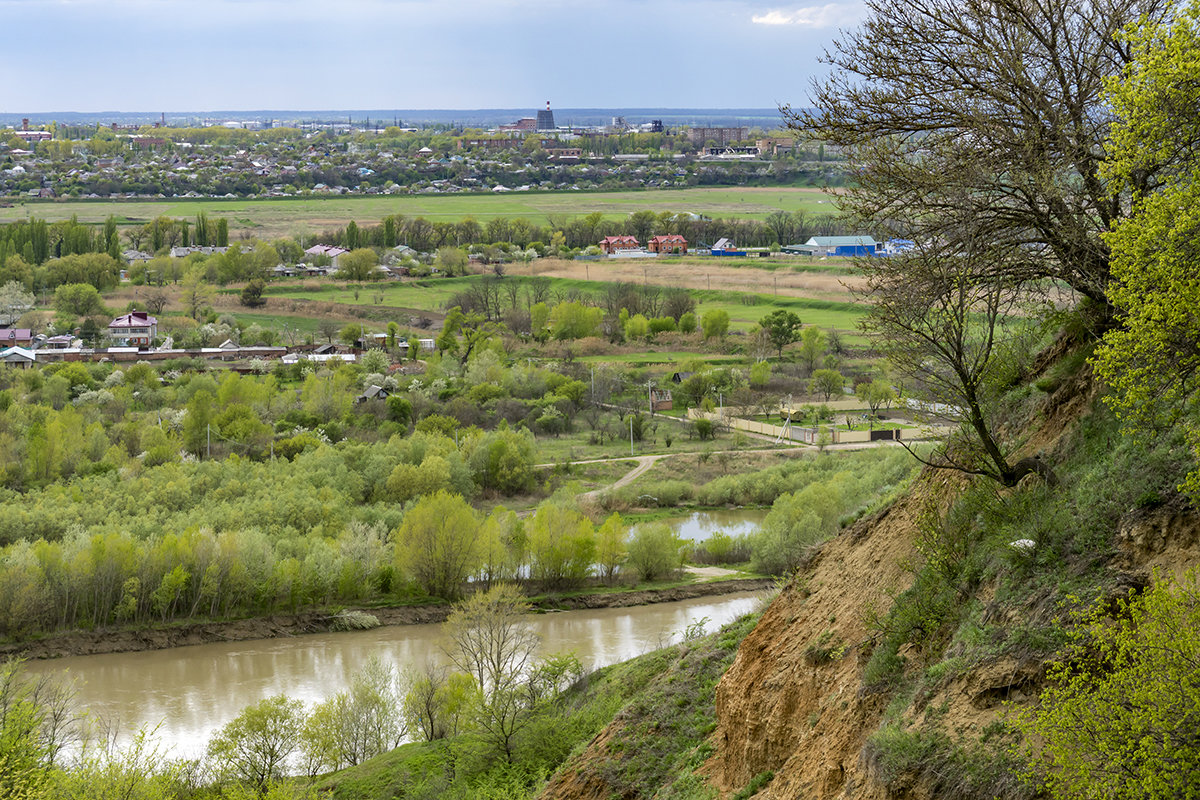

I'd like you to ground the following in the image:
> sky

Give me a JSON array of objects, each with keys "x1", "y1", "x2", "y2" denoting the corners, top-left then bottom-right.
[{"x1": 0, "y1": 0, "x2": 867, "y2": 114}]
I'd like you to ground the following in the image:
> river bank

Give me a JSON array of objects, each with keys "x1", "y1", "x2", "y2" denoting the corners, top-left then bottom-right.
[{"x1": 1, "y1": 577, "x2": 774, "y2": 661}]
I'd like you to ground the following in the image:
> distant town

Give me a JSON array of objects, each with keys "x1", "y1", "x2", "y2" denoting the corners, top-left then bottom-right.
[{"x1": 1, "y1": 105, "x2": 845, "y2": 200}]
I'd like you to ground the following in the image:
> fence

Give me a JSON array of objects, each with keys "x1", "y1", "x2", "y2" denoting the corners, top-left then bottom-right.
[
  {"x1": 687, "y1": 409, "x2": 893, "y2": 444},
  {"x1": 686, "y1": 409, "x2": 953, "y2": 444}
]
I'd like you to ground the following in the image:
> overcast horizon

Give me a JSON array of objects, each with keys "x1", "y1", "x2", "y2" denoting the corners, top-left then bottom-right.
[
  {"x1": 0, "y1": 0, "x2": 864, "y2": 113},
  {"x1": 0, "y1": 107, "x2": 791, "y2": 129}
]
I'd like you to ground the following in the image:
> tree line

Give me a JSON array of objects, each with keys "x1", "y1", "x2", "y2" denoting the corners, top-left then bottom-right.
[{"x1": 318, "y1": 208, "x2": 846, "y2": 252}]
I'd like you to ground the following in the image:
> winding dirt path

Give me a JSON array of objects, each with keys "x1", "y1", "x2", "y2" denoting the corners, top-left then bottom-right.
[
  {"x1": 576, "y1": 455, "x2": 669, "y2": 503},
  {"x1": 549, "y1": 438, "x2": 913, "y2": 504}
]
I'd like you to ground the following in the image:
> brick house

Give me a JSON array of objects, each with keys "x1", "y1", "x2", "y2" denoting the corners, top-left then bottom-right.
[
  {"x1": 0, "y1": 328, "x2": 33, "y2": 348},
  {"x1": 648, "y1": 235, "x2": 688, "y2": 254},
  {"x1": 599, "y1": 235, "x2": 641, "y2": 254}
]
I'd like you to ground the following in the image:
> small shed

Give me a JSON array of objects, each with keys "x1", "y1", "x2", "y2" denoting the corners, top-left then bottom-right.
[{"x1": 356, "y1": 385, "x2": 391, "y2": 404}]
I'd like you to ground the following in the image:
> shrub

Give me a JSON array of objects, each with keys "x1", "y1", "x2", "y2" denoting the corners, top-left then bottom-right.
[
  {"x1": 626, "y1": 523, "x2": 685, "y2": 582},
  {"x1": 1016, "y1": 574, "x2": 1200, "y2": 800},
  {"x1": 692, "y1": 531, "x2": 752, "y2": 565}
]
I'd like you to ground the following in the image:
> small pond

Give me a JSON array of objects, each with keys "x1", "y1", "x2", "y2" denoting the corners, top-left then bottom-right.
[{"x1": 663, "y1": 508, "x2": 768, "y2": 542}]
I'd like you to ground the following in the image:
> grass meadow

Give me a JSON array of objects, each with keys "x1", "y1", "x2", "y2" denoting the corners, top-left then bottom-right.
[
  {"x1": 261, "y1": 275, "x2": 867, "y2": 337},
  {"x1": 0, "y1": 186, "x2": 838, "y2": 238}
]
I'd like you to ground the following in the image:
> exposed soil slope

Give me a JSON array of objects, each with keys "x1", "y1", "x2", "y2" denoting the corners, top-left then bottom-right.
[
  {"x1": 540, "y1": 343, "x2": 1200, "y2": 800},
  {"x1": 708, "y1": 488, "x2": 932, "y2": 799}
]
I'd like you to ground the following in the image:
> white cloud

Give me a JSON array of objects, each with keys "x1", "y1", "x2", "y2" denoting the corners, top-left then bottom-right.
[{"x1": 751, "y1": 3, "x2": 864, "y2": 28}]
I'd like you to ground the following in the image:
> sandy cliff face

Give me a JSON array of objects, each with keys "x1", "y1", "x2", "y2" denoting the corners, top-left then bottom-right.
[{"x1": 707, "y1": 484, "x2": 933, "y2": 800}]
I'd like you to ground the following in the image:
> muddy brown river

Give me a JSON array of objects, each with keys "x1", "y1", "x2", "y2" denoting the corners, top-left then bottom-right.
[{"x1": 26, "y1": 592, "x2": 764, "y2": 760}]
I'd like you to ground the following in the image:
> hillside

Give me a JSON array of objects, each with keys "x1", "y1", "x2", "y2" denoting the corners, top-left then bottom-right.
[{"x1": 540, "y1": 335, "x2": 1200, "y2": 800}]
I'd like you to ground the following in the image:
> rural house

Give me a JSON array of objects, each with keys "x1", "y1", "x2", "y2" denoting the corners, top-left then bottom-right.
[
  {"x1": 599, "y1": 235, "x2": 641, "y2": 255},
  {"x1": 107, "y1": 311, "x2": 157, "y2": 346},
  {"x1": 647, "y1": 234, "x2": 688, "y2": 254},
  {"x1": 304, "y1": 244, "x2": 349, "y2": 269},
  {"x1": 0, "y1": 346, "x2": 35, "y2": 368},
  {"x1": 0, "y1": 328, "x2": 33, "y2": 348}
]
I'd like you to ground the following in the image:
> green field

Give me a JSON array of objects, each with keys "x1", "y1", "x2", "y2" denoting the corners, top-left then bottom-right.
[
  {"x1": 262, "y1": 275, "x2": 868, "y2": 338},
  {"x1": 0, "y1": 186, "x2": 838, "y2": 238},
  {"x1": 266, "y1": 278, "x2": 479, "y2": 312}
]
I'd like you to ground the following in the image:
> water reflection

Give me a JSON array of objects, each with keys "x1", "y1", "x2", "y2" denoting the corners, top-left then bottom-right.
[
  {"x1": 665, "y1": 509, "x2": 767, "y2": 542},
  {"x1": 26, "y1": 592, "x2": 763, "y2": 760}
]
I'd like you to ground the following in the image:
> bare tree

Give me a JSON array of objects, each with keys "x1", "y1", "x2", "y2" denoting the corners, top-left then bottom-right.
[
  {"x1": 143, "y1": 289, "x2": 169, "y2": 315},
  {"x1": 860, "y1": 229, "x2": 1055, "y2": 487},
  {"x1": 794, "y1": 0, "x2": 1170, "y2": 306},
  {"x1": 317, "y1": 319, "x2": 339, "y2": 344},
  {"x1": 524, "y1": 276, "x2": 552, "y2": 307},
  {"x1": 443, "y1": 584, "x2": 541, "y2": 761}
]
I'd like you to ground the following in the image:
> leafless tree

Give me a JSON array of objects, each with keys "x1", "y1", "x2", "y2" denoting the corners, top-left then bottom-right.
[
  {"x1": 143, "y1": 289, "x2": 169, "y2": 315},
  {"x1": 524, "y1": 276, "x2": 552, "y2": 308},
  {"x1": 860, "y1": 227, "x2": 1055, "y2": 486},
  {"x1": 443, "y1": 585, "x2": 541, "y2": 761},
  {"x1": 794, "y1": 0, "x2": 1170, "y2": 306},
  {"x1": 317, "y1": 319, "x2": 339, "y2": 344}
]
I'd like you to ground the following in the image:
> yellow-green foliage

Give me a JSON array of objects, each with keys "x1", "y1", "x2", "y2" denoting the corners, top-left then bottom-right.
[
  {"x1": 744, "y1": 449, "x2": 917, "y2": 574},
  {"x1": 525, "y1": 498, "x2": 596, "y2": 589},
  {"x1": 393, "y1": 490, "x2": 481, "y2": 601},
  {"x1": 1097, "y1": 0, "x2": 1200, "y2": 497},
  {"x1": 1016, "y1": 574, "x2": 1200, "y2": 800}
]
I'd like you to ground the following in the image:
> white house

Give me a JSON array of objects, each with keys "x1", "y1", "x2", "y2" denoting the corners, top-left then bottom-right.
[{"x1": 107, "y1": 311, "x2": 158, "y2": 346}]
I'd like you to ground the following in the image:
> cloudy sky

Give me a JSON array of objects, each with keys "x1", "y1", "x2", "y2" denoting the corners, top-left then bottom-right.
[{"x1": 0, "y1": 0, "x2": 867, "y2": 113}]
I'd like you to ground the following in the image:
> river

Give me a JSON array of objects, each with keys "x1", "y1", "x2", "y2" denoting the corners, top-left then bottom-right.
[{"x1": 25, "y1": 591, "x2": 764, "y2": 761}]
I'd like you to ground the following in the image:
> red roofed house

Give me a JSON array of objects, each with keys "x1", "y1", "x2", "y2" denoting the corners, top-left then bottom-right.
[
  {"x1": 648, "y1": 235, "x2": 688, "y2": 254},
  {"x1": 108, "y1": 311, "x2": 158, "y2": 346},
  {"x1": 599, "y1": 235, "x2": 641, "y2": 255},
  {"x1": 0, "y1": 328, "x2": 33, "y2": 348}
]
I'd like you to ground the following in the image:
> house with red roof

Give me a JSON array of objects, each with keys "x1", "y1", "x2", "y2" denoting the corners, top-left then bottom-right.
[
  {"x1": 107, "y1": 311, "x2": 157, "y2": 346},
  {"x1": 599, "y1": 235, "x2": 641, "y2": 255},
  {"x1": 648, "y1": 235, "x2": 688, "y2": 254},
  {"x1": 0, "y1": 328, "x2": 32, "y2": 348}
]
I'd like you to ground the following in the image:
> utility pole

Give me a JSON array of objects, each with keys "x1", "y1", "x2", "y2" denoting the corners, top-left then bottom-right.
[{"x1": 630, "y1": 415, "x2": 634, "y2": 456}]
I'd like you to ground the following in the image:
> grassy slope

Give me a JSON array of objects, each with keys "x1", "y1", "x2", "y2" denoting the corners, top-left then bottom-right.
[{"x1": 315, "y1": 611, "x2": 762, "y2": 800}]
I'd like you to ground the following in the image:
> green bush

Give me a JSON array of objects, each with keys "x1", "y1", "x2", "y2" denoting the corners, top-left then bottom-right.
[
  {"x1": 1016, "y1": 575, "x2": 1200, "y2": 800},
  {"x1": 626, "y1": 523, "x2": 685, "y2": 582},
  {"x1": 622, "y1": 480, "x2": 693, "y2": 507}
]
